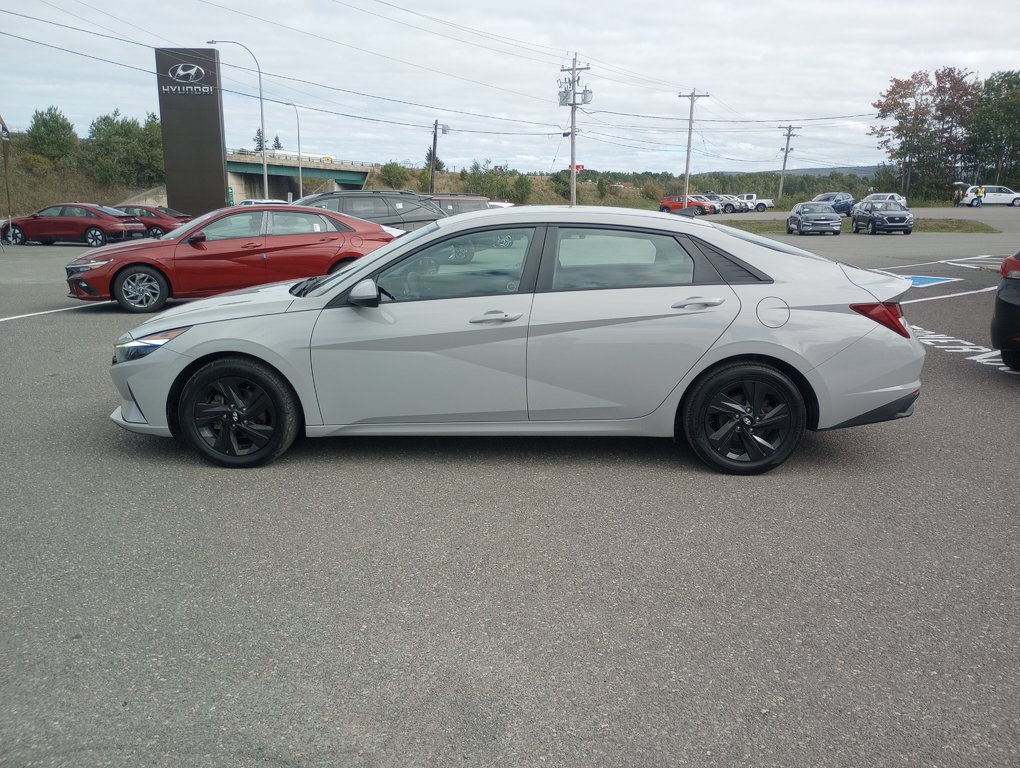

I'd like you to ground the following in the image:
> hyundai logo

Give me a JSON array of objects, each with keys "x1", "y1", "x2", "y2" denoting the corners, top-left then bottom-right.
[{"x1": 168, "y1": 64, "x2": 206, "y2": 83}]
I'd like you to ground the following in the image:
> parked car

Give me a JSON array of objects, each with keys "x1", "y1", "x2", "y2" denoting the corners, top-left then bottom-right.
[
  {"x1": 812, "y1": 192, "x2": 856, "y2": 216},
  {"x1": 659, "y1": 195, "x2": 714, "y2": 216},
  {"x1": 2, "y1": 203, "x2": 146, "y2": 247},
  {"x1": 851, "y1": 201, "x2": 914, "y2": 235},
  {"x1": 294, "y1": 190, "x2": 447, "y2": 232},
  {"x1": 719, "y1": 195, "x2": 750, "y2": 213},
  {"x1": 429, "y1": 193, "x2": 491, "y2": 216},
  {"x1": 850, "y1": 193, "x2": 908, "y2": 218},
  {"x1": 688, "y1": 194, "x2": 721, "y2": 214},
  {"x1": 735, "y1": 193, "x2": 775, "y2": 212},
  {"x1": 990, "y1": 250, "x2": 1020, "y2": 371},
  {"x1": 116, "y1": 205, "x2": 192, "y2": 239},
  {"x1": 961, "y1": 185, "x2": 1020, "y2": 207},
  {"x1": 107, "y1": 205, "x2": 924, "y2": 475},
  {"x1": 786, "y1": 202, "x2": 842, "y2": 235},
  {"x1": 238, "y1": 198, "x2": 288, "y2": 206},
  {"x1": 65, "y1": 204, "x2": 395, "y2": 312}
]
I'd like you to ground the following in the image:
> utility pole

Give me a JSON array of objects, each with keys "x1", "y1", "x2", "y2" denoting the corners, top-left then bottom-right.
[
  {"x1": 777, "y1": 124, "x2": 800, "y2": 201},
  {"x1": 678, "y1": 91, "x2": 709, "y2": 206},
  {"x1": 428, "y1": 120, "x2": 448, "y2": 194},
  {"x1": 559, "y1": 53, "x2": 592, "y2": 207}
]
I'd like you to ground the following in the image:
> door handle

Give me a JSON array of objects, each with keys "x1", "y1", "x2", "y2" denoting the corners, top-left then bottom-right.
[
  {"x1": 241, "y1": 242, "x2": 262, "y2": 249},
  {"x1": 469, "y1": 311, "x2": 523, "y2": 324},
  {"x1": 318, "y1": 236, "x2": 339, "y2": 242},
  {"x1": 671, "y1": 297, "x2": 726, "y2": 309}
]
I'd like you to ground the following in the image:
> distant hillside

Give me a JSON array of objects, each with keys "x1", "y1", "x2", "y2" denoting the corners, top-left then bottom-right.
[{"x1": 717, "y1": 166, "x2": 880, "y2": 178}]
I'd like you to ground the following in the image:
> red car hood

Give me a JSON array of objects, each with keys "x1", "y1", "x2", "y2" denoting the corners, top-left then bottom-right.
[{"x1": 65, "y1": 237, "x2": 172, "y2": 265}]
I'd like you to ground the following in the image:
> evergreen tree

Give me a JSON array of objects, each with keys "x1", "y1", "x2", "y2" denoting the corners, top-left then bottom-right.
[
  {"x1": 272, "y1": 135, "x2": 283, "y2": 150},
  {"x1": 253, "y1": 128, "x2": 264, "y2": 151}
]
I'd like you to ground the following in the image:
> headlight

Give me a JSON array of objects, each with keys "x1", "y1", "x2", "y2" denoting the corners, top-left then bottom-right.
[
  {"x1": 113, "y1": 327, "x2": 190, "y2": 364},
  {"x1": 66, "y1": 260, "x2": 112, "y2": 274}
]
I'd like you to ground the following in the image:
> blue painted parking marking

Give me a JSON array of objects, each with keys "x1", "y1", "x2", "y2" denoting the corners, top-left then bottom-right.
[{"x1": 904, "y1": 275, "x2": 963, "y2": 288}]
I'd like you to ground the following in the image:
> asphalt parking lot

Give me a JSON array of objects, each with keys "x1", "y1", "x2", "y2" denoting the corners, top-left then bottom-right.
[{"x1": 1, "y1": 208, "x2": 1017, "y2": 767}]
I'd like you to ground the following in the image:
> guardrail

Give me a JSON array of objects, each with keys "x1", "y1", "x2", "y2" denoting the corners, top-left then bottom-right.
[{"x1": 226, "y1": 149, "x2": 381, "y2": 167}]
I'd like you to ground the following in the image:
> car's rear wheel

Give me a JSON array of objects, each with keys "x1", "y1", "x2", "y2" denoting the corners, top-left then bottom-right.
[
  {"x1": 85, "y1": 227, "x2": 106, "y2": 247},
  {"x1": 682, "y1": 363, "x2": 806, "y2": 474},
  {"x1": 659, "y1": 206, "x2": 671, "y2": 213},
  {"x1": 179, "y1": 358, "x2": 300, "y2": 468},
  {"x1": 112, "y1": 265, "x2": 169, "y2": 312},
  {"x1": 692, "y1": 206, "x2": 703, "y2": 216},
  {"x1": 1000, "y1": 349, "x2": 1020, "y2": 371},
  {"x1": 7, "y1": 225, "x2": 26, "y2": 245},
  {"x1": 756, "y1": 203, "x2": 766, "y2": 212},
  {"x1": 147, "y1": 226, "x2": 165, "y2": 239},
  {"x1": 724, "y1": 204, "x2": 735, "y2": 213}
]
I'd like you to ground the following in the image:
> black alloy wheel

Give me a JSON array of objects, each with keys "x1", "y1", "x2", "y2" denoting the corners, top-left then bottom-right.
[
  {"x1": 147, "y1": 226, "x2": 165, "y2": 239},
  {"x1": 682, "y1": 363, "x2": 806, "y2": 474},
  {"x1": 659, "y1": 206, "x2": 671, "y2": 213},
  {"x1": 85, "y1": 227, "x2": 106, "y2": 247},
  {"x1": 112, "y1": 265, "x2": 169, "y2": 312},
  {"x1": 179, "y1": 358, "x2": 300, "y2": 468}
]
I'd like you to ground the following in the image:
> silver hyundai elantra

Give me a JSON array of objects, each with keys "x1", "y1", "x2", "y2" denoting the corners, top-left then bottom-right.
[{"x1": 109, "y1": 206, "x2": 924, "y2": 474}]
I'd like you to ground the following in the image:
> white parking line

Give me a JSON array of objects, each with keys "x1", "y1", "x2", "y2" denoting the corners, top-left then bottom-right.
[
  {"x1": 0, "y1": 304, "x2": 107, "y2": 323},
  {"x1": 885, "y1": 255, "x2": 1001, "y2": 270},
  {"x1": 902, "y1": 286, "x2": 997, "y2": 304}
]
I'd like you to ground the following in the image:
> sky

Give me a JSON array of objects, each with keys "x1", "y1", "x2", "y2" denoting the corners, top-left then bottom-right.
[{"x1": 2, "y1": 0, "x2": 1019, "y2": 176}]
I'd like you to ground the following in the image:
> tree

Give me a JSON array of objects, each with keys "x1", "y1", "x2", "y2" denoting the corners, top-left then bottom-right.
[
  {"x1": 83, "y1": 110, "x2": 163, "y2": 186},
  {"x1": 253, "y1": 128, "x2": 265, "y2": 151},
  {"x1": 425, "y1": 146, "x2": 445, "y2": 173},
  {"x1": 272, "y1": 134, "x2": 283, "y2": 150},
  {"x1": 25, "y1": 107, "x2": 78, "y2": 164},
  {"x1": 509, "y1": 173, "x2": 532, "y2": 205},
  {"x1": 379, "y1": 161, "x2": 410, "y2": 188},
  {"x1": 869, "y1": 67, "x2": 980, "y2": 198},
  {"x1": 967, "y1": 71, "x2": 1020, "y2": 185}
]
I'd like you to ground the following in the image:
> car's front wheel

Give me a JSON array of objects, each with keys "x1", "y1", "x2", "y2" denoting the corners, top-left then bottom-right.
[
  {"x1": 659, "y1": 206, "x2": 671, "y2": 213},
  {"x1": 6, "y1": 225, "x2": 26, "y2": 245},
  {"x1": 852, "y1": 219, "x2": 860, "y2": 233},
  {"x1": 112, "y1": 265, "x2": 169, "y2": 312},
  {"x1": 178, "y1": 357, "x2": 300, "y2": 468},
  {"x1": 868, "y1": 221, "x2": 877, "y2": 235},
  {"x1": 85, "y1": 227, "x2": 106, "y2": 247},
  {"x1": 903, "y1": 229, "x2": 912, "y2": 235},
  {"x1": 681, "y1": 362, "x2": 806, "y2": 474}
]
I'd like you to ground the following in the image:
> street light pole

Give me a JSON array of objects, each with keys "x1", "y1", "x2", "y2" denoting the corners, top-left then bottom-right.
[
  {"x1": 287, "y1": 103, "x2": 302, "y2": 198},
  {"x1": 208, "y1": 39, "x2": 268, "y2": 199}
]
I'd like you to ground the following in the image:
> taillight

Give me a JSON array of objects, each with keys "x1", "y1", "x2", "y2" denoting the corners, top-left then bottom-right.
[
  {"x1": 851, "y1": 302, "x2": 910, "y2": 338},
  {"x1": 1001, "y1": 254, "x2": 1020, "y2": 279}
]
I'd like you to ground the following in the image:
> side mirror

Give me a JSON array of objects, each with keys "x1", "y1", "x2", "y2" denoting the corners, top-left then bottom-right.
[
  {"x1": 187, "y1": 232, "x2": 207, "y2": 245},
  {"x1": 348, "y1": 278, "x2": 381, "y2": 308}
]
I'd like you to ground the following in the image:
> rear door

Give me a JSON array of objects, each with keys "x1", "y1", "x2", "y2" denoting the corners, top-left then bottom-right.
[
  {"x1": 172, "y1": 209, "x2": 266, "y2": 294},
  {"x1": 527, "y1": 226, "x2": 739, "y2": 421},
  {"x1": 263, "y1": 209, "x2": 349, "y2": 281}
]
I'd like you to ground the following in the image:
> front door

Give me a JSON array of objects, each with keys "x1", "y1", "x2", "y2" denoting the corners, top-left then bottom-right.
[
  {"x1": 310, "y1": 227, "x2": 540, "y2": 426},
  {"x1": 172, "y1": 210, "x2": 266, "y2": 294}
]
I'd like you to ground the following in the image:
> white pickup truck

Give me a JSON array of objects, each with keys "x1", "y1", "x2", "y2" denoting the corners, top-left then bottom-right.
[{"x1": 735, "y1": 193, "x2": 775, "y2": 212}]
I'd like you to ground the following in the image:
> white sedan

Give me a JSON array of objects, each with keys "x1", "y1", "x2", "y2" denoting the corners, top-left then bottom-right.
[{"x1": 109, "y1": 206, "x2": 925, "y2": 474}]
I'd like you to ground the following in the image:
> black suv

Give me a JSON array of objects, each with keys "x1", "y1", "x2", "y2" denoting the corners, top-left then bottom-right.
[{"x1": 293, "y1": 190, "x2": 446, "y2": 232}]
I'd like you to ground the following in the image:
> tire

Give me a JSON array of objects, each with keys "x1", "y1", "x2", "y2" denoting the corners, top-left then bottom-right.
[
  {"x1": 84, "y1": 227, "x2": 106, "y2": 247},
  {"x1": 903, "y1": 229, "x2": 912, "y2": 235},
  {"x1": 147, "y1": 226, "x2": 165, "y2": 239},
  {"x1": 724, "y1": 204, "x2": 735, "y2": 213},
  {"x1": 786, "y1": 222, "x2": 794, "y2": 234},
  {"x1": 112, "y1": 265, "x2": 169, "y2": 312},
  {"x1": 756, "y1": 203, "x2": 766, "y2": 212},
  {"x1": 7, "y1": 225, "x2": 26, "y2": 245},
  {"x1": 868, "y1": 220, "x2": 877, "y2": 235},
  {"x1": 1011, "y1": 199, "x2": 1020, "y2": 207},
  {"x1": 659, "y1": 206, "x2": 671, "y2": 213},
  {"x1": 969, "y1": 200, "x2": 978, "y2": 207},
  {"x1": 797, "y1": 224, "x2": 806, "y2": 235},
  {"x1": 692, "y1": 206, "x2": 703, "y2": 216},
  {"x1": 852, "y1": 219, "x2": 860, "y2": 233},
  {"x1": 40, "y1": 240, "x2": 55, "y2": 245},
  {"x1": 833, "y1": 229, "x2": 841, "y2": 236},
  {"x1": 1001, "y1": 349, "x2": 1020, "y2": 371},
  {"x1": 682, "y1": 362, "x2": 806, "y2": 475},
  {"x1": 178, "y1": 357, "x2": 300, "y2": 468}
]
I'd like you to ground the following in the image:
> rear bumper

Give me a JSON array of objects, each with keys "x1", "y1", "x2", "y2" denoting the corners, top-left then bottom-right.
[
  {"x1": 990, "y1": 278, "x2": 1020, "y2": 350},
  {"x1": 824, "y1": 390, "x2": 919, "y2": 430}
]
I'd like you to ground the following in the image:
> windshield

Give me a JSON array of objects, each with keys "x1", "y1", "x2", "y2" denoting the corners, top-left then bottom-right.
[
  {"x1": 800, "y1": 204, "x2": 836, "y2": 214},
  {"x1": 873, "y1": 202, "x2": 907, "y2": 211},
  {"x1": 97, "y1": 204, "x2": 133, "y2": 217},
  {"x1": 156, "y1": 206, "x2": 187, "y2": 217},
  {"x1": 306, "y1": 222, "x2": 441, "y2": 296},
  {"x1": 155, "y1": 208, "x2": 223, "y2": 240}
]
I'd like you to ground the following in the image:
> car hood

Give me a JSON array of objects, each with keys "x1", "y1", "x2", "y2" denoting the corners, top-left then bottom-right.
[
  {"x1": 839, "y1": 264, "x2": 912, "y2": 302},
  {"x1": 66, "y1": 237, "x2": 171, "y2": 264},
  {"x1": 128, "y1": 280, "x2": 301, "y2": 335}
]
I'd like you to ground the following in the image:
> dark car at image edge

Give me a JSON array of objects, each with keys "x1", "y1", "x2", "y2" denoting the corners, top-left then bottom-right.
[{"x1": 990, "y1": 251, "x2": 1020, "y2": 371}]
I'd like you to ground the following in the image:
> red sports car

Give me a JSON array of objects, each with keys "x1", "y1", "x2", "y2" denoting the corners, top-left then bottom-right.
[
  {"x1": 65, "y1": 204, "x2": 396, "y2": 312},
  {"x1": 116, "y1": 204, "x2": 193, "y2": 239},
  {"x1": 2, "y1": 203, "x2": 146, "y2": 247}
]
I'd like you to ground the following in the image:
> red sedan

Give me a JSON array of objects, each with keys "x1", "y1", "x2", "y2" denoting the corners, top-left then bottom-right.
[
  {"x1": 116, "y1": 204, "x2": 192, "y2": 239},
  {"x1": 65, "y1": 204, "x2": 396, "y2": 312},
  {"x1": 2, "y1": 203, "x2": 146, "y2": 247}
]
